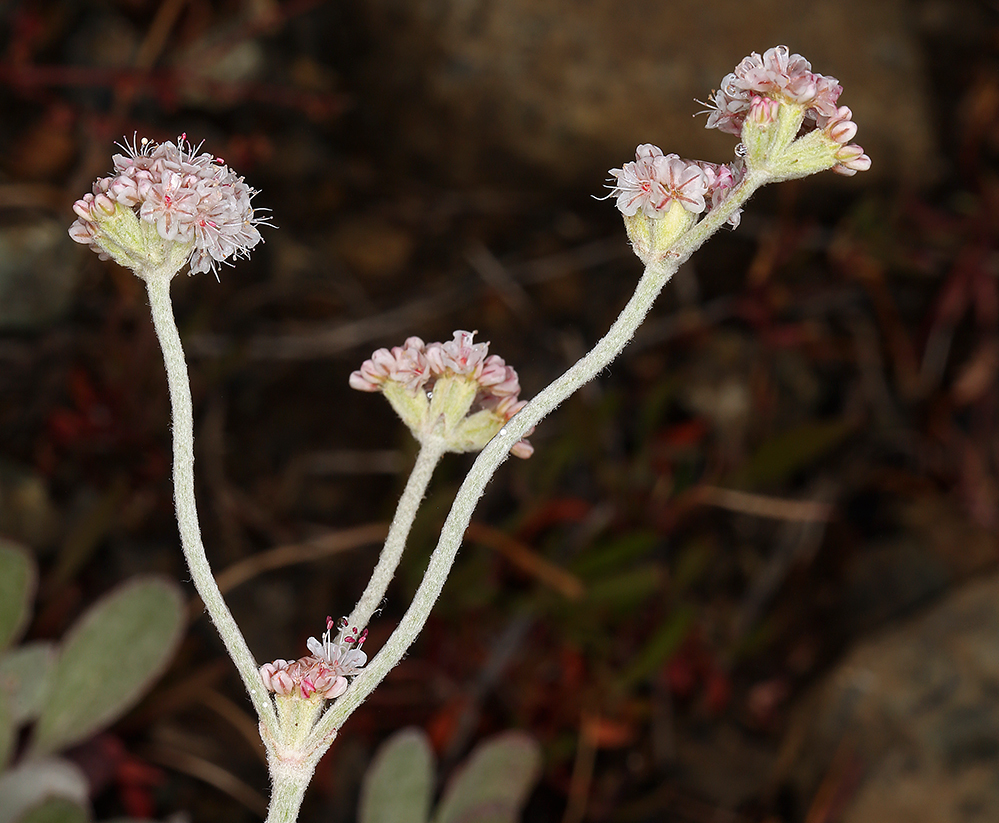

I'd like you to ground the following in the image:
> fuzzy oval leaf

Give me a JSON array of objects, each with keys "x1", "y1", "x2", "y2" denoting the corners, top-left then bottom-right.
[
  {"x1": 29, "y1": 577, "x2": 183, "y2": 757},
  {"x1": 13, "y1": 797, "x2": 89, "y2": 823},
  {"x1": 0, "y1": 542, "x2": 36, "y2": 651},
  {"x1": 0, "y1": 758, "x2": 88, "y2": 823},
  {"x1": 360, "y1": 728, "x2": 434, "y2": 823},
  {"x1": 0, "y1": 642, "x2": 56, "y2": 725},
  {"x1": 433, "y1": 732, "x2": 542, "y2": 823}
]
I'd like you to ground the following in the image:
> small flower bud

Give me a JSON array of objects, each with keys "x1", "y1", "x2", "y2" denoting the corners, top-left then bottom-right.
[
  {"x1": 832, "y1": 144, "x2": 872, "y2": 176},
  {"x1": 749, "y1": 95, "x2": 780, "y2": 125},
  {"x1": 821, "y1": 106, "x2": 855, "y2": 143},
  {"x1": 260, "y1": 661, "x2": 296, "y2": 696}
]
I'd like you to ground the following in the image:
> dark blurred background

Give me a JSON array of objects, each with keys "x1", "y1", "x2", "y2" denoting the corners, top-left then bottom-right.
[{"x1": 1, "y1": 0, "x2": 998, "y2": 821}]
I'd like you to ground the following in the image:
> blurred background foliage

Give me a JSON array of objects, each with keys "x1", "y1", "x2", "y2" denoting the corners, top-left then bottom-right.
[{"x1": 0, "y1": 0, "x2": 998, "y2": 821}]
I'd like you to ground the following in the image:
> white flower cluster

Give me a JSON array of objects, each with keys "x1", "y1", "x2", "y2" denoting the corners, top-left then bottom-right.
[
  {"x1": 350, "y1": 330, "x2": 534, "y2": 459},
  {"x1": 69, "y1": 135, "x2": 266, "y2": 275},
  {"x1": 704, "y1": 45, "x2": 870, "y2": 176},
  {"x1": 705, "y1": 45, "x2": 842, "y2": 136},
  {"x1": 608, "y1": 145, "x2": 744, "y2": 227},
  {"x1": 260, "y1": 617, "x2": 367, "y2": 701},
  {"x1": 607, "y1": 46, "x2": 871, "y2": 231}
]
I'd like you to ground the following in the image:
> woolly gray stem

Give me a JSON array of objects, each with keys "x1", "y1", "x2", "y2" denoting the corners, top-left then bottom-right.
[
  {"x1": 312, "y1": 173, "x2": 768, "y2": 740},
  {"x1": 309, "y1": 169, "x2": 768, "y2": 744},
  {"x1": 143, "y1": 273, "x2": 278, "y2": 735},
  {"x1": 347, "y1": 440, "x2": 446, "y2": 631},
  {"x1": 264, "y1": 753, "x2": 323, "y2": 823},
  {"x1": 313, "y1": 261, "x2": 665, "y2": 736}
]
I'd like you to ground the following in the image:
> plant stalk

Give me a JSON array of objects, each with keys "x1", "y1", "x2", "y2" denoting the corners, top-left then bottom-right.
[
  {"x1": 347, "y1": 440, "x2": 445, "y2": 632},
  {"x1": 143, "y1": 273, "x2": 278, "y2": 735},
  {"x1": 310, "y1": 169, "x2": 768, "y2": 743}
]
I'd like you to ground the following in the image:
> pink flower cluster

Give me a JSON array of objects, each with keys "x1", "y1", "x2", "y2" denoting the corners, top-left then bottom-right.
[
  {"x1": 69, "y1": 135, "x2": 266, "y2": 275},
  {"x1": 350, "y1": 330, "x2": 534, "y2": 459},
  {"x1": 704, "y1": 45, "x2": 870, "y2": 176},
  {"x1": 609, "y1": 145, "x2": 745, "y2": 227},
  {"x1": 260, "y1": 617, "x2": 367, "y2": 701}
]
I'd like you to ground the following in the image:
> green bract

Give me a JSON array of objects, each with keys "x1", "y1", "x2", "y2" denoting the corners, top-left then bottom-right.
[{"x1": 86, "y1": 202, "x2": 195, "y2": 279}]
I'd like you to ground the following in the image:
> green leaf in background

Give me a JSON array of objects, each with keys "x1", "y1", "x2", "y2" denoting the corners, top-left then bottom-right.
[
  {"x1": 28, "y1": 577, "x2": 183, "y2": 758},
  {"x1": 618, "y1": 604, "x2": 696, "y2": 689},
  {"x1": 585, "y1": 565, "x2": 664, "y2": 613},
  {"x1": 0, "y1": 541, "x2": 36, "y2": 652},
  {"x1": 13, "y1": 797, "x2": 89, "y2": 823},
  {"x1": 0, "y1": 643, "x2": 56, "y2": 726},
  {"x1": 0, "y1": 758, "x2": 88, "y2": 823},
  {"x1": 726, "y1": 419, "x2": 854, "y2": 490},
  {"x1": 360, "y1": 728, "x2": 434, "y2": 823},
  {"x1": 570, "y1": 532, "x2": 659, "y2": 580},
  {"x1": 432, "y1": 732, "x2": 542, "y2": 823}
]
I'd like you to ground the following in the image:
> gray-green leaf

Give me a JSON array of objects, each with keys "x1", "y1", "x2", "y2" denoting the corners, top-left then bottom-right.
[
  {"x1": 0, "y1": 541, "x2": 35, "y2": 652},
  {"x1": 433, "y1": 733, "x2": 541, "y2": 823},
  {"x1": 28, "y1": 577, "x2": 183, "y2": 758},
  {"x1": 0, "y1": 642, "x2": 56, "y2": 726},
  {"x1": 360, "y1": 728, "x2": 434, "y2": 823},
  {"x1": 0, "y1": 758, "x2": 88, "y2": 823}
]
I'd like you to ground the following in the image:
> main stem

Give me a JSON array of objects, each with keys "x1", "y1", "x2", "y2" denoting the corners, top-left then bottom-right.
[
  {"x1": 265, "y1": 754, "x2": 324, "y2": 823},
  {"x1": 348, "y1": 440, "x2": 445, "y2": 631},
  {"x1": 322, "y1": 260, "x2": 669, "y2": 726},
  {"x1": 144, "y1": 273, "x2": 278, "y2": 734},
  {"x1": 312, "y1": 169, "x2": 768, "y2": 743}
]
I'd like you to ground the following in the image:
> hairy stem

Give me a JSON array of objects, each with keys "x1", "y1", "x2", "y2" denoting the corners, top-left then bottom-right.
[
  {"x1": 348, "y1": 440, "x2": 446, "y2": 632},
  {"x1": 264, "y1": 753, "x2": 324, "y2": 823},
  {"x1": 144, "y1": 273, "x2": 278, "y2": 734},
  {"x1": 317, "y1": 262, "x2": 666, "y2": 732},
  {"x1": 310, "y1": 169, "x2": 768, "y2": 743}
]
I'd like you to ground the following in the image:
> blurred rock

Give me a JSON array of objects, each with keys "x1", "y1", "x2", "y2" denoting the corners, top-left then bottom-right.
[
  {"x1": 784, "y1": 574, "x2": 999, "y2": 822},
  {"x1": 838, "y1": 537, "x2": 952, "y2": 636},
  {"x1": 0, "y1": 220, "x2": 81, "y2": 330},
  {"x1": 358, "y1": 0, "x2": 935, "y2": 186}
]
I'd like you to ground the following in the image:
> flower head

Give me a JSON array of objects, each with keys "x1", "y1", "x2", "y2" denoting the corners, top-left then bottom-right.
[
  {"x1": 606, "y1": 46, "x2": 869, "y2": 254},
  {"x1": 306, "y1": 616, "x2": 368, "y2": 678},
  {"x1": 259, "y1": 616, "x2": 367, "y2": 701},
  {"x1": 606, "y1": 145, "x2": 740, "y2": 259},
  {"x1": 350, "y1": 330, "x2": 534, "y2": 458},
  {"x1": 69, "y1": 134, "x2": 268, "y2": 278},
  {"x1": 608, "y1": 146, "x2": 709, "y2": 219},
  {"x1": 701, "y1": 46, "x2": 870, "y2": 180},
  {"x1": 704, "y1": 45, "x2": 841, "y2": 136}
]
